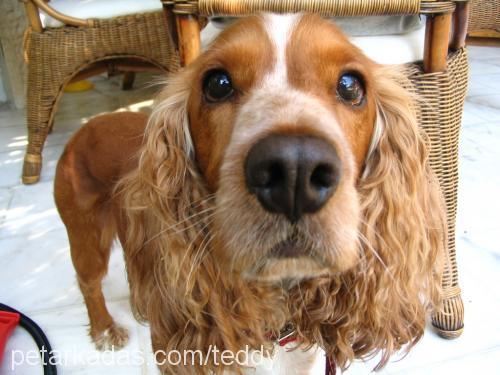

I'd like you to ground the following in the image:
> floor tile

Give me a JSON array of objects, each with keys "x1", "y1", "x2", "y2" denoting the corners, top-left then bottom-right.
[
  {"x1": 466, "y1": 74, "x2": 500, "y2": 97},
  {"x1": 391, "y1": 347, "x2": 500, "y2": 375},
  {"x1": 0, "y1": 113, "x2": 94, "y2": 153},
  {"x1": 0, "y1": 126, "x2": 28, "y2": 152},
  {"x1": 0, "y1": 187, "x2": 13, "y2": 225},
  {"x1": 457, "y1": 120, "x2": 500, "y2": 258},
  {"x1": 467, "y1": 95, "x2": 500, "y2": 114},
  {"x1": 467, "y1": 46, "x2": 500, "y2": 62},
  {"x1": 54, "y1": 89, "x2": 119, "y2": 119},
  {"x1": 460, "y1": 104, "x2": 488, "y2": 128},
  {"x1": 462, "y1": 101, "x2": 500, "y2": 124},
  {"x1": 0, "y1": 180, "x2": 62, "y2": 238},
  {"x1": 0, "y1": 108, "x2": 24, "y2": 128},
  {"x1": 0, "y1": 229, "x2": 129, "y2": 313},
  {"x1": 469, "y1": 60, "x2": 500, "y2": 76},
  {"x1": 0, "y1": 144, "x2": 65, "y2": 188},
  {"x1": 0, "y1": 148, "x2": 25, "y2": 188}
]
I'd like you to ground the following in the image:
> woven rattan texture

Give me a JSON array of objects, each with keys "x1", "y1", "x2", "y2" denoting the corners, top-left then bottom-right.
[
  {"x1": 173, "y1": 0, "x2": 455, "y2": 16},
  {"x1": 468, "y1": 0, "x2": 500, "y2": 32},
  {"x1": 198, "y1": 0, "x2": 421, "y2": 16},
  {"x1": 23, "y1": 11, "x2": 179, "y2": 183},
  {"x1": 407, "y1": 48, "x2": 468, "y2": 338}
]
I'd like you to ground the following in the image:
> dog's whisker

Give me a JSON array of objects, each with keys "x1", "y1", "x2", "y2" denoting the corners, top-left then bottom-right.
[
  {"x1": 358, "y1": 217, "x2": 392, "y2": 252},
  {"x1": 170, "y1": 211, "x2": 217, "y2": 235},
  {"x1": 140, "y1": 207, "x2": 216, "y2": 249},
  {"x1": 357, "y1": 232, "x2": 396, "y2": 283},
  {"x1": 357, "y1": 217, "x2": 398, "y2": 281},
  {"x1": 178, "y1": 217, "x2": 216, "y2": 280},
  {"x1": 185, "y1": 230, "x2": 215, "y2": 292}
]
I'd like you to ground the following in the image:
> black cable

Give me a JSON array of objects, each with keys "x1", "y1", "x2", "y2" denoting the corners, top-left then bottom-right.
[{"x1": 0, "y1": 303, "x2": 57, "y2": 375}]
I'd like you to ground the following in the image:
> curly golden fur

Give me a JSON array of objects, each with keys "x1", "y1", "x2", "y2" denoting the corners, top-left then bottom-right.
[{"x1": 55, "y1": 13, "x2": 445, "y2": 375}]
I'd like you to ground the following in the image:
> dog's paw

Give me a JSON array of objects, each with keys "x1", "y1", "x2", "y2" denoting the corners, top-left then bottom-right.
[{"x1": 92, "y1": 324, "x2": 129, "y2": 351}]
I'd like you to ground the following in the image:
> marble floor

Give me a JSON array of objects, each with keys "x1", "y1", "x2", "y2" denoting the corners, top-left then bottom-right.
[{"x1": 0, "y1": 45, "x2": 499, "y2": 374}]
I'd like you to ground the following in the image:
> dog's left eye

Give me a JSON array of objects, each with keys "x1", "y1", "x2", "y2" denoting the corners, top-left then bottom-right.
[
  {"x1": 203, "y1": 70, "x2": 234, "y2": 103},
  {"x1": 336, "y1": 73, "x2": 365, "y2": 106}
]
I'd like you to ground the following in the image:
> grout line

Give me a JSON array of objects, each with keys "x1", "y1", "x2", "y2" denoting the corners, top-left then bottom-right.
[{"x1": 0, "y1": 187, "x2": 15, "y2": 228}]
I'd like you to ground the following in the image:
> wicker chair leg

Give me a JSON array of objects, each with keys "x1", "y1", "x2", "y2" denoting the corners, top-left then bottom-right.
[
  {"x1": 22, "y1": 85, "x2": 55, "y2": 185},
  {"x1": 122, "y1": 72, "x2": 135, "y2": 90},
  {"x1": 432, "y1": 289, "x2": 464, "y2": 339},
  {"x1": 430, "y1": 49, "x2": 468, "y2": 339},
  {"x1": 409, "y1": 48, "x2": 468, "y2": 340},
  {"x1": 432, "y1": 223, "x2": 464, "y2": 339},
  {"x1": 22, "y1": 153, "x2": 43, "y2": 184}
]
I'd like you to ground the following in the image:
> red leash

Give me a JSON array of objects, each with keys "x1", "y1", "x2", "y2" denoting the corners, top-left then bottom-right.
[
  {"x1": 0, "y1": 311, "x2": 20, "y2": 364},
  {"x1": 325, "y1": 355, "x2": 336, "y2": 375}
]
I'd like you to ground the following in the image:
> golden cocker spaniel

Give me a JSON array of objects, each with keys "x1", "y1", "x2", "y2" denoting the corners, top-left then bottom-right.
[{"x1": 55, "y1": 13, "x2": 445, "y2": 374}]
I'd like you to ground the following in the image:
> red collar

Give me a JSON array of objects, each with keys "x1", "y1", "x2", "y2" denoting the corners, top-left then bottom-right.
[
  {"x1": 266, "y1": 322, "x2": 297, "y2": 347},
  {"x1": 266, "y1": 323, "x2": 336, "y2": 374}
]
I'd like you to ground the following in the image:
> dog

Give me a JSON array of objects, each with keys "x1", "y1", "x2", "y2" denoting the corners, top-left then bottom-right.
[{"x1": 54, "y1": 13, "x2": 446, "y2": 374}]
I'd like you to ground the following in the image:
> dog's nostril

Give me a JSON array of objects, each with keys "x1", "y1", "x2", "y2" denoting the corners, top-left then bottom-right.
[
  {"x1": 250, "y1": 167, "x2": 270, "y2": 188},
  {"x1": 268, "y1": 162, "x2": 286, "y2": 187},
  {"x1": 250, "y1": 162, "x2": 284, "y2": 188},
  {"x1": 310, "y1": 164, "x2": 335, "y2": 190}
]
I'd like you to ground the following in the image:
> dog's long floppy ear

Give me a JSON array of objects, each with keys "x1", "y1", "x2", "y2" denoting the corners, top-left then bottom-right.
[
  {"x1": 299, "y1": 66, "x2": 448, "y2": 371},
  {"x1": 351, "y1": 65, "x2": 447, "y2": 367},
  {"x1": 116, "y1": 68, "x2": 211, "y2": 321}
]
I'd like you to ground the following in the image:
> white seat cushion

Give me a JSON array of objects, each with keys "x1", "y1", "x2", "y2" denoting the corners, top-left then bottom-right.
[
  {"x1": 202, "y1": 17, "x2": 426, "y2": 65},
  {"x1": 40, "y1": 0, "x2": 162, "y2": 28},
  {"x1": 350, "y1": 26, "x2": 425, "y2": 64},
  {"x1": 332, "y1": 15, "x2": 423, "y2": 36}
]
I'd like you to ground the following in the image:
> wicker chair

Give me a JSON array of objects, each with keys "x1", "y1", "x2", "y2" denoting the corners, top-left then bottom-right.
[
  {"x1": 21, "y1": 0, "x2": 179, "y2": 184},
  {"x1": 467, "y1": 0, "x2": 500, "y2": 41},
  {"x1": 165, "y1": 0, "x2": 469, "y2": 340}
]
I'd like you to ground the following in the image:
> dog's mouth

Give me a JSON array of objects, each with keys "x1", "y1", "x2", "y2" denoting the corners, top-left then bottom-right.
[
  {"x1": 243, "y1": 237, "x2": 331, "y2": 282},
  {"x1": 269, "y1": 238, "x2": 308, "y2": 258}
]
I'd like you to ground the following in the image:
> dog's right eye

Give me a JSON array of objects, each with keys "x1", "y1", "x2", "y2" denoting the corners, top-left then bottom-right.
[
  {"x1": 203, "y1": 70, "x2": 234, "y2": 103},
  {"x1": 336, "y1": 73, "x2": 365, "y2": 107}
]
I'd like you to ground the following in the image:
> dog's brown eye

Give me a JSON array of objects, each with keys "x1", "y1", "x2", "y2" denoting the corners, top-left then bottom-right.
[
  {"x1": 336, "y1": 73, "x2": 364, "y2": 106},
  {"x1": 203, "y1": 70, "x2": 234, "y2": 103}
]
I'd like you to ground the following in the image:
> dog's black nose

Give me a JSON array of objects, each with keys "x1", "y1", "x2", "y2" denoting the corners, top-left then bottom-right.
[{"x1": 245, "y1": 134, "x2": 341, "y2": 222}]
